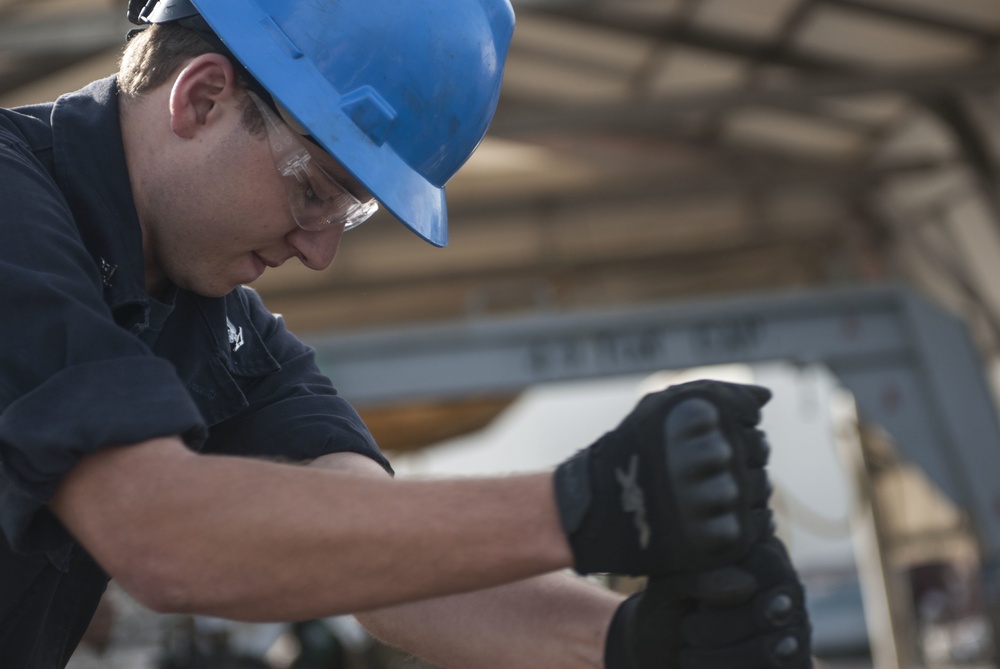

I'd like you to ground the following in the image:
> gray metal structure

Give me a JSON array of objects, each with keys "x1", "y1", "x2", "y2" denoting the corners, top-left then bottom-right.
[{"x1": 312, "y1": 284, "x2": 1000, "y2": 560}]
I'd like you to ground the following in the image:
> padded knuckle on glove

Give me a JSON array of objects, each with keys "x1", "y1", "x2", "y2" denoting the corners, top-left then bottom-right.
[
  {"x1": 773, "y1": 634, "x2": 800, "y2": 660},
  {"x1": 672, "y1": 432, "x2": 733, "y2": 481},
  {"x1": 678, "y1": 629, "x2": 813, "y2": 669},
  {"x1": 681, "y1": 584, "x2": 803, "y2": 646},
  {"x1": 761, "y1": 590, "x2": 795, "y2": 627},
  {"x1": 665, "y1": 397, "x2": 723, "y2": 443}
]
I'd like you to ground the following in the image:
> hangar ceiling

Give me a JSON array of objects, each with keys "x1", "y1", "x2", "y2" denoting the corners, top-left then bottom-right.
[{"x1": 4, "y1": 0, "x2": 1000, "y2": 450}]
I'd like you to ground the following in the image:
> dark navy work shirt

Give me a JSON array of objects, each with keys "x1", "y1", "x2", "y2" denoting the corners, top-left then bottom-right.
[{"x1": 0, "y1": 76, "x2": 390, "y2": 667}]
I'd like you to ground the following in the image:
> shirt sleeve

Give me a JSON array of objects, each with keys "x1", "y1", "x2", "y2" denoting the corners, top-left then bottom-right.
[
  {"x1": 0, "y1": 138, "x2": 207, "y2": 555},
  {"x1": 204, "y1": 287, "x2": 393, "y2": 474}
]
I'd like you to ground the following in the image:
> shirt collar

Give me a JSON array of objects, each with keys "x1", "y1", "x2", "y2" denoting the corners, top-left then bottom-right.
[{"x1": 49, "y1": 75, "x2": 150, "y2": 315}]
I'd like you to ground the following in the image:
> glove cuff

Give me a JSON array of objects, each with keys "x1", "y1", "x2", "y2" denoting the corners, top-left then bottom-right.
[
  {"x1": 604, "y1": 594, "x2": 641, "y2": 669},
  {"x1": 553, "y1": 449, "x2": 593, "y2": 537}
]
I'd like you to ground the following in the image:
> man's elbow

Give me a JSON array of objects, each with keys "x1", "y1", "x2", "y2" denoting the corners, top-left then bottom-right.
[
  {"x1": 112, "y1": 547, "x2": 200, "y2": 614},
  {"x1": 48, "y1": 437, "x2": 207, "y2": 613}
]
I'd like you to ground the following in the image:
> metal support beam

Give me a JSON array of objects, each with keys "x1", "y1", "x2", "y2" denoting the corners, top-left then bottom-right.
[
  {"x1": 924, "y1": 94, "x2": 1000, "y2": 248},
  {"x1": 519, "y1": 5, "x2": 849, "y2": 74},
  {"x1": 493, "y1": 63, "x2": 1000, "y2": 135},
  {"x1": 446, "y1": 156, "x2": 952, "y2": 217},
  {"x1": 821, "y1": 0, "x2": 1000, "y2": 45}
]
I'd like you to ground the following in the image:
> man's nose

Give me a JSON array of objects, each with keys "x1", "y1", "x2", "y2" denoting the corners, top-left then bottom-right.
[{"x1": 287, "y1": 224, "x2": 345, "y2": 271}]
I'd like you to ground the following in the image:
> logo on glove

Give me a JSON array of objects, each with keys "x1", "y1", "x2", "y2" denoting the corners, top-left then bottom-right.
[{"x1": 617, "y1": 455, "x2": 650, "y2": 550}]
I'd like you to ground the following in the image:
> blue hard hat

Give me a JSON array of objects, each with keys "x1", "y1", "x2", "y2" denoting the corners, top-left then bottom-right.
[{"x1": 129, "y1": 0, "x2": 515, "y2": 247}]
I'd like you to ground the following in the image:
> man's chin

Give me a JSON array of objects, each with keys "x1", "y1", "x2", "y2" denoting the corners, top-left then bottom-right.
[{"x1": 183, "y1": 278, "x2": 240, "y2": 298}]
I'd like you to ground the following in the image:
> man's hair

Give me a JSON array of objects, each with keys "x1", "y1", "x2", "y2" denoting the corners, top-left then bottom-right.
[{"x1": 118, "y1": 23, "x2": 263, "y2": 134}]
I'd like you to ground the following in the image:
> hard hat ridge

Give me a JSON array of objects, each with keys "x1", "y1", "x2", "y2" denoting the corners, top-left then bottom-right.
[{"x1": 128, "y1": 0, "x2": 198, "y2": 25}]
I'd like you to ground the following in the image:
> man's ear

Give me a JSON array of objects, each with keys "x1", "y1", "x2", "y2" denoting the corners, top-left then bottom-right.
[{"x1": 168, "y1": 53, "x2": 240, "y2": 139}]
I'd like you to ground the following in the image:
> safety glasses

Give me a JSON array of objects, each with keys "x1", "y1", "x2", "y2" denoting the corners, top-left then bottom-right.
[{"x1": 248, "y1": 92, "x2": 378, "y2": 232}]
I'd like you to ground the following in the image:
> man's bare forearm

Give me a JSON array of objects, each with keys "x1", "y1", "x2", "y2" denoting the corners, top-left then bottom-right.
[
  {"x1": 50, "y1": 437, "x2": 573, "y2": 620},
  {"x1": 314, "y1": 450, "x2": 621, "y2": 668},
  {"x1": 357, "y1": 572, "x2": 622, "y2": 669}
]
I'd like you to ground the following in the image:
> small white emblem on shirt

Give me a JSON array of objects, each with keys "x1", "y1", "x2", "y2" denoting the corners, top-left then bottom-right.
[
  {"x1": 99, "y1": 257, "x2": 117, "y2": 288},
  {"x1": 226, "y1": 317, "x2": 244, "y2": 352}
]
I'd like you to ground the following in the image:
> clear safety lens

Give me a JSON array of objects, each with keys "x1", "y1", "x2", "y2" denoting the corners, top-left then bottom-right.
[{"x1": 249, "y1": 92, "x2": 378, "y2": 232}]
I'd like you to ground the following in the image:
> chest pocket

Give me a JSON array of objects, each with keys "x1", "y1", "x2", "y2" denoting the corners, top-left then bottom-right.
[{"x1": 153, "y1": 292, "x2": 280, "y2": 431}]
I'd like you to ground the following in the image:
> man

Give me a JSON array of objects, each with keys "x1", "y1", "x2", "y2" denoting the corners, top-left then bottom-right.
[{"x1": 0, "y1": 0, "x2": 812, "y2": 667}]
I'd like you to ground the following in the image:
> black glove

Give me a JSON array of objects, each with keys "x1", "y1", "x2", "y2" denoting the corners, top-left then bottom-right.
[
  {"x1": 554, "y1": 380, "x2": 773, "y2": 576},
  {"x1": 605, "y1": 537, "x2": 812, "y2": 669}
]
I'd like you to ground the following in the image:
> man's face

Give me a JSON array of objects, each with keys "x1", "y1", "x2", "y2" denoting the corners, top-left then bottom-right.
[{"x1": 140, "y1": 93, "x2": 349, "y2": 298}]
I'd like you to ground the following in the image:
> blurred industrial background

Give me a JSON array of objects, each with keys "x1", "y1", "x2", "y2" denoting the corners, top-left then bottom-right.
[{"x1": 5, "y1": 0, "x2": 1000, "y2": 667}]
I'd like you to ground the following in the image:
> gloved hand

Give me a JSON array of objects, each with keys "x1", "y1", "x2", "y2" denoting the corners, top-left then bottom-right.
[
  {"x1": 554, "y1": 380, "x2": 773, "y2": 576},
  {"x1": 605, "y1": 537, "x2": 812, "y2": 669}
]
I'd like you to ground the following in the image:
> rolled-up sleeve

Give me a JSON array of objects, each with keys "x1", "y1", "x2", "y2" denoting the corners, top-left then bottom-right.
[
  {"x1": 206, "y1": 288, "x2": 392, "y2": 474},
  {"x1": 0, "y1": 140, "x2": 207, "y2": 554},
  {"x1": 0, "y1": 358, "x2": 207, "y2": 553}
]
